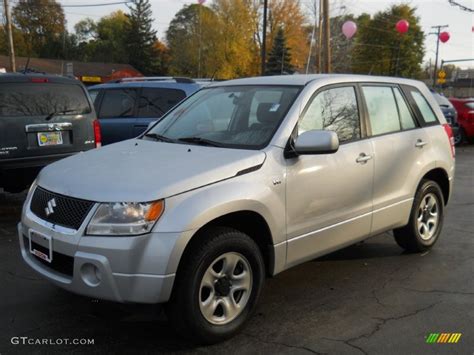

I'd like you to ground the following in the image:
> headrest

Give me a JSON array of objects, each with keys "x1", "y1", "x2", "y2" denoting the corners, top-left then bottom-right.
[{"x1": 257, "y1": 102, "x2": 280, "y2": 124}]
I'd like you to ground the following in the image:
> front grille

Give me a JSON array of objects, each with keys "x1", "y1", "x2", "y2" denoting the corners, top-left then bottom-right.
[
  {"x1": 24, "y1": 236, "x2": 74, "y2": 277},
  {"x1": 30, "y1": 187, "x2": 94, "y2": 230}
]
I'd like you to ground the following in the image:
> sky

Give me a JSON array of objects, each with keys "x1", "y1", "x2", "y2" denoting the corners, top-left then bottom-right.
[{"x1": 59, "y1": 0, "x2": 474, "y2": 69}]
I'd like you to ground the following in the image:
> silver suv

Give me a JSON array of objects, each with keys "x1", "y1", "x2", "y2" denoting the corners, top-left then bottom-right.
[{"x1": 18, "y1": 75, "x2": 455, "y2": 343}]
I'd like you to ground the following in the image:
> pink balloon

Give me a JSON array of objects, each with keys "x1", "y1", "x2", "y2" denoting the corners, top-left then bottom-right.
[
  {"x1": 342, "y1": 21, "x2": 357, "y2": 39},
  {"x1": 395, "y1": 20, "x2": 409, "y2": 34},
  {"x1": 439, "y1": 31, "x2": 450, "y2": 43}
]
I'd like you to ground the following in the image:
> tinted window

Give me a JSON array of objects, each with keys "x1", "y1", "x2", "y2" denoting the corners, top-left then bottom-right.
[
  {"x1": 299, "y1": 86, "x2": 361, "y2": 143},
  {"x1": 88, "y1": 89, "x2": 100, "y2": 112},
  {"x1": 0, "y1": 83, "x2": 91, "y2": 117},
  {"x1": 410, "y1": 90, "x2": 438, "y2": 123},
  {"x1": 138, "y1": 88, "x2": 186, "y2": 118},
  {"x1": 148, "y1": 86, "x2": 300, "y2": 149},
  {"x1": 465, "y1": 102, "x2": 474, "y2": 109},
  {"x1": 363, "y1": 86, "x2": 401, "y2": 135},
  {"x1": 99, "y1": 89, "x2": 137, "y2": 118},
  {"x1": 393, "y1": 88, "x2": 416, "y2": 130}
]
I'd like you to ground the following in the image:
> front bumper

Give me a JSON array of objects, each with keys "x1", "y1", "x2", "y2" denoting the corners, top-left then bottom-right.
[{"x1": 17, "y1": 197, "x2": 195, "y2": 303}]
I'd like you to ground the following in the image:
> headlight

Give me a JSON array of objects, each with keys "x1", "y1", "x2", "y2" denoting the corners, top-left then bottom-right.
[{"x1": 86, "y1": 200, "x2": 164, "y2": 236}]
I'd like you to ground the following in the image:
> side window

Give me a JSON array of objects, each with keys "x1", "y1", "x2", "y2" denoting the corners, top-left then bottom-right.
[
  {"x1": 363, "y1": 86, "x2": 401, "y2": 135},
  {"x1": 138, "y1": 88, "x2": 186, "y2": 118},
  {"x1": 88, "y1": 89, "x2": 100, "y2": 112},
  {"x1": 393, "y1": 88, "x2": 416, "y2": 130},
  {"x1": 99, "y1": 89, "x2": 137, "y2": 118},
  {"x1": 299, "y1": 86, "x2": 361, "y2": 143},
  {"x1": 409, "y1": 90, "x2": 438, "y2": 124}
]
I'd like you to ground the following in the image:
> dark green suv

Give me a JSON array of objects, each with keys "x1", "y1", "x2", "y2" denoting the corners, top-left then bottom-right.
[{"x1": 0, "y1": 74, "x2": 99, "y2": 193}]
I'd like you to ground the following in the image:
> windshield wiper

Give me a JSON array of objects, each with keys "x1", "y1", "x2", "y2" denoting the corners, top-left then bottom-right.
[
  {"x1": 177, "y1": 137, "x2": 223, "y2": 147},
  {"x1": 44, "y1": 109, "x2": 78, "y2": 121},
  {"x1": 143, "y1": 132, "x2": 176, "y2": 143}
]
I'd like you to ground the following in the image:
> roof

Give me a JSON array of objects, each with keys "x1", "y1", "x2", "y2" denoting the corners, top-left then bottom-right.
[
  {"x1": 0, "y1": 72, "x2": 82, "y2": 84},
  {"x1": 0, "y1": 55, "x2": 141, "y2": 78},
  {"x1": 209, "y1": 74, "x2": 424, "y2": 87},
  {"x1": 89, "y1": 79, "x2": 205, "y2": 95}
]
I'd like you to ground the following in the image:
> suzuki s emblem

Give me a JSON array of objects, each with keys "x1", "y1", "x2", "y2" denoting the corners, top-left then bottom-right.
[{"x1": 45, "y1": 198, "x2": 57, "y2": 216}]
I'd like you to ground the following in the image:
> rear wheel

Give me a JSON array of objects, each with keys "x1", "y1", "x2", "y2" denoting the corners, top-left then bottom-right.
[
  {"x1": 166, "y1": 227, "x2": 265, "y2": 344},
  {"x1": 393, "y1": 179, "x2": 444, "y2": 252},
  {"x1": 453, "y1": 128, "x2": 463, "y2": 145}
]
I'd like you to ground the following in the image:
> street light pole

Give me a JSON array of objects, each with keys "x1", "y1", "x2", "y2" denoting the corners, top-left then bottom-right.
[
  {"x1": 261, "y1": 0, "x2": 268, "y2": 76},
  {"x1": 430, "y1": 24, "x2": 449, "y2": 87},
  {"x1": 3, "y1": 0, "x2": 16, "y2": 72}
]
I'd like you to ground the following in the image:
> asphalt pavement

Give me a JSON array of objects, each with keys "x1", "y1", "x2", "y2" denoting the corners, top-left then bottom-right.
[{"x1": 1, "y1": 146, "x2": 473, "y2": 355}]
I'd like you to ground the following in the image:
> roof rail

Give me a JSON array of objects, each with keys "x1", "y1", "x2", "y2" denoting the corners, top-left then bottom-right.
[{"x1": 116, "y1": 76, "x2": 196, "y2": 84}]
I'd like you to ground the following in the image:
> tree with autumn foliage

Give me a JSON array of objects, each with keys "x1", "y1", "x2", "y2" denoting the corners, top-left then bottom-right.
[{"x1": 266, "y1": 0, "x2": 309, "y2": 72}]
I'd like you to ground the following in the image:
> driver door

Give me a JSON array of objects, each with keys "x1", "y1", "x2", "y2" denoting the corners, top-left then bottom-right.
[{"x1": 285, "y1": 85, "x2": 374, "y2": 267}]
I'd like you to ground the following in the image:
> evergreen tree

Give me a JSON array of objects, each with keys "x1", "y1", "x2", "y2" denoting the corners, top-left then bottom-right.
[
  {"x1": 266, "y1": 27, "x2": 294, "y2": 75},
  {"x1": 126, "y1": 0, "x2": 158, "y2": 74}
]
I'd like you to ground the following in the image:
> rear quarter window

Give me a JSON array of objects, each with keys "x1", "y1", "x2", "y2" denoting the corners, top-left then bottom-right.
[
  {"x1": 407, "y1": 89, "x2": 439, "y2": 124},
  {"x1": 0, "y1": 83, "x2": 91, "y2": 117}
]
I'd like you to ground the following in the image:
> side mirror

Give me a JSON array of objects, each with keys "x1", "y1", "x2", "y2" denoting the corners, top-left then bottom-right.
[
  {"x1": 293, "y1": 130, "x2": 339, "y2": 155},
  {"x1": 147, "y1": 121, "x2": 157, "y2": 130}
]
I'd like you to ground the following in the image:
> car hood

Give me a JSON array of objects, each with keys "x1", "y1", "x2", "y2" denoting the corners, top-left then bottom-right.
[{"x1": 37, "y1": 139, "x2": 266, "y2": 202}]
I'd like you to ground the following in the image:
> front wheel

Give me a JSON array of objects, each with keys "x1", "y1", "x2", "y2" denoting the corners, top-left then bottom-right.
[
  {"x1": 166, "y1": 227, "x2": 265, "y2": 344},
  {"x1": 393, "y1": 179, "x2": 444, "y2": 252}
]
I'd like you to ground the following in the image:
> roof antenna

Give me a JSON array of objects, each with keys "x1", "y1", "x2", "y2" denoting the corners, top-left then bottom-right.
[{"x1": 210, "y1": 69, "x2": 217, "y2": 81}]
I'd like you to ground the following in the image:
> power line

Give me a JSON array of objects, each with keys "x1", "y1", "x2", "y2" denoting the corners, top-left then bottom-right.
[{"x1": 447, "y1": 0, "x2": 473, "y2": 12}]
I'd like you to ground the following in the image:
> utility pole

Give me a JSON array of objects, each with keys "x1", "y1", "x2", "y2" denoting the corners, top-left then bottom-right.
[
  {"x1": 429, "y1": 25, "x2": 449, "y2": 87},
  {"x1": 261, "y1": 0, "x2": 268, "y2": 76},
  {"x1": 3, "y1": 0, "x2": 16, "y2": 72},
  {"x1": 317, "y1": 0, "x2": 323, "y2": 73},
  {"x1": 322, "y1": 0, "x2": 331, "y2": 73}
]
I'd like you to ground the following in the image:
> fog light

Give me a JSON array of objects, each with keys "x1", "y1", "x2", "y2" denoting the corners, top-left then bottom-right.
[{"x1": 81, "y1": 263, "x2": 101, "y2": 287}]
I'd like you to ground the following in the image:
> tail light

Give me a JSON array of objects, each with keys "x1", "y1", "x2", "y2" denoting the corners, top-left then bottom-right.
[
  {"x1": 93, "y1": 119, "x2": 102, "y2": 148},
  {"x1": 443, "y1": 123, "x2": 455, "y2": 158}
]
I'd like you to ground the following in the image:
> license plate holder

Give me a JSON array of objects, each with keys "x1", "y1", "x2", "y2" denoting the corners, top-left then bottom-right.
[
  {"x1": 29, "y1": 230, "x2": 53, "y2": 263},
  {"x1": 37, "y1": 131, "x2": 63, "y2": 147}
]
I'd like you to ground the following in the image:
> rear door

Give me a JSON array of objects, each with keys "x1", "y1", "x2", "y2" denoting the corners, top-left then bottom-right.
[
  {"x1": 96, "y1": 88, "x2": 138, "y2": 145},
  {"x1": 0, "y1": 80, "x2": 95, "y2": 161},
  {"x1": 360, "y1": 84, "x2": 431, "y2": 235},
  {"x1": 134, "y1": 87, "x2": 187, "y2": 137}
]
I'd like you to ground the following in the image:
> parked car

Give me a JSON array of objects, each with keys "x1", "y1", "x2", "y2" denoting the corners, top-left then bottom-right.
[
  {"x1": 430, "y1": 90, "x2": 462, "y2": 145},
  {"x1": 88, "y1": 77, "x2": 204, "y2": 145},
  {"x1": 18, "y1": 75, "x2": 454, "y2": 344},
  {"x1": 0, "y1": 74, "x2": 99, "y2": 193},
  {"x1": 449, "y1": 97, "x2": 474, "y2": 143}
]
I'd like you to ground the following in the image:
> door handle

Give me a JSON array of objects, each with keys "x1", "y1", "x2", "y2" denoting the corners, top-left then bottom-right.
[
  {"x1": 415, "y1": 139, "x2": 428, "y2": 148},
  {"x1": 356, "y1": 153, "x2": 373, "y2": 164}
]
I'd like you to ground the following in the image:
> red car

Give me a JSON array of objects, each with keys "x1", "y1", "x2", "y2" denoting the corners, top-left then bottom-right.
[{"x1": 449, "y1": 98, "x2": 474, "y2": 143}]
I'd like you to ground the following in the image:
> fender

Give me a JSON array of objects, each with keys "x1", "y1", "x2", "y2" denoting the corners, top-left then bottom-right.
[{"x1": 155, "y1": 172, "x2": 286, "y2": 244}]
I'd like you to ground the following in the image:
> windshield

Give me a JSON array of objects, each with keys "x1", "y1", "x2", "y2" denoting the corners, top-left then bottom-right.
[{"x1": 145, "y1": 85, "x2": 301, "y2": 149}]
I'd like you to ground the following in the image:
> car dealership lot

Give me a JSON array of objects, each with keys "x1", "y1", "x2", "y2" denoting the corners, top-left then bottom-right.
[{"x1": 1, "y1": 146, "x2": 473, "y2": 355}]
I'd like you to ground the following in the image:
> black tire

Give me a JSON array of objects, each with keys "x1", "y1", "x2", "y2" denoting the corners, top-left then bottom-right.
[
  {"x1": 393, "y1": 179, "x2": 444, "y2": 253},
  {"x1": 455, "y1": 127, "x2": 467, "y2": 146},
  {"x1": 165, "y1": 227, "x2": 265, "y2": 344},
  {"x1": 453, "y1": 128, "x2": 463, "y2": 146}
]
